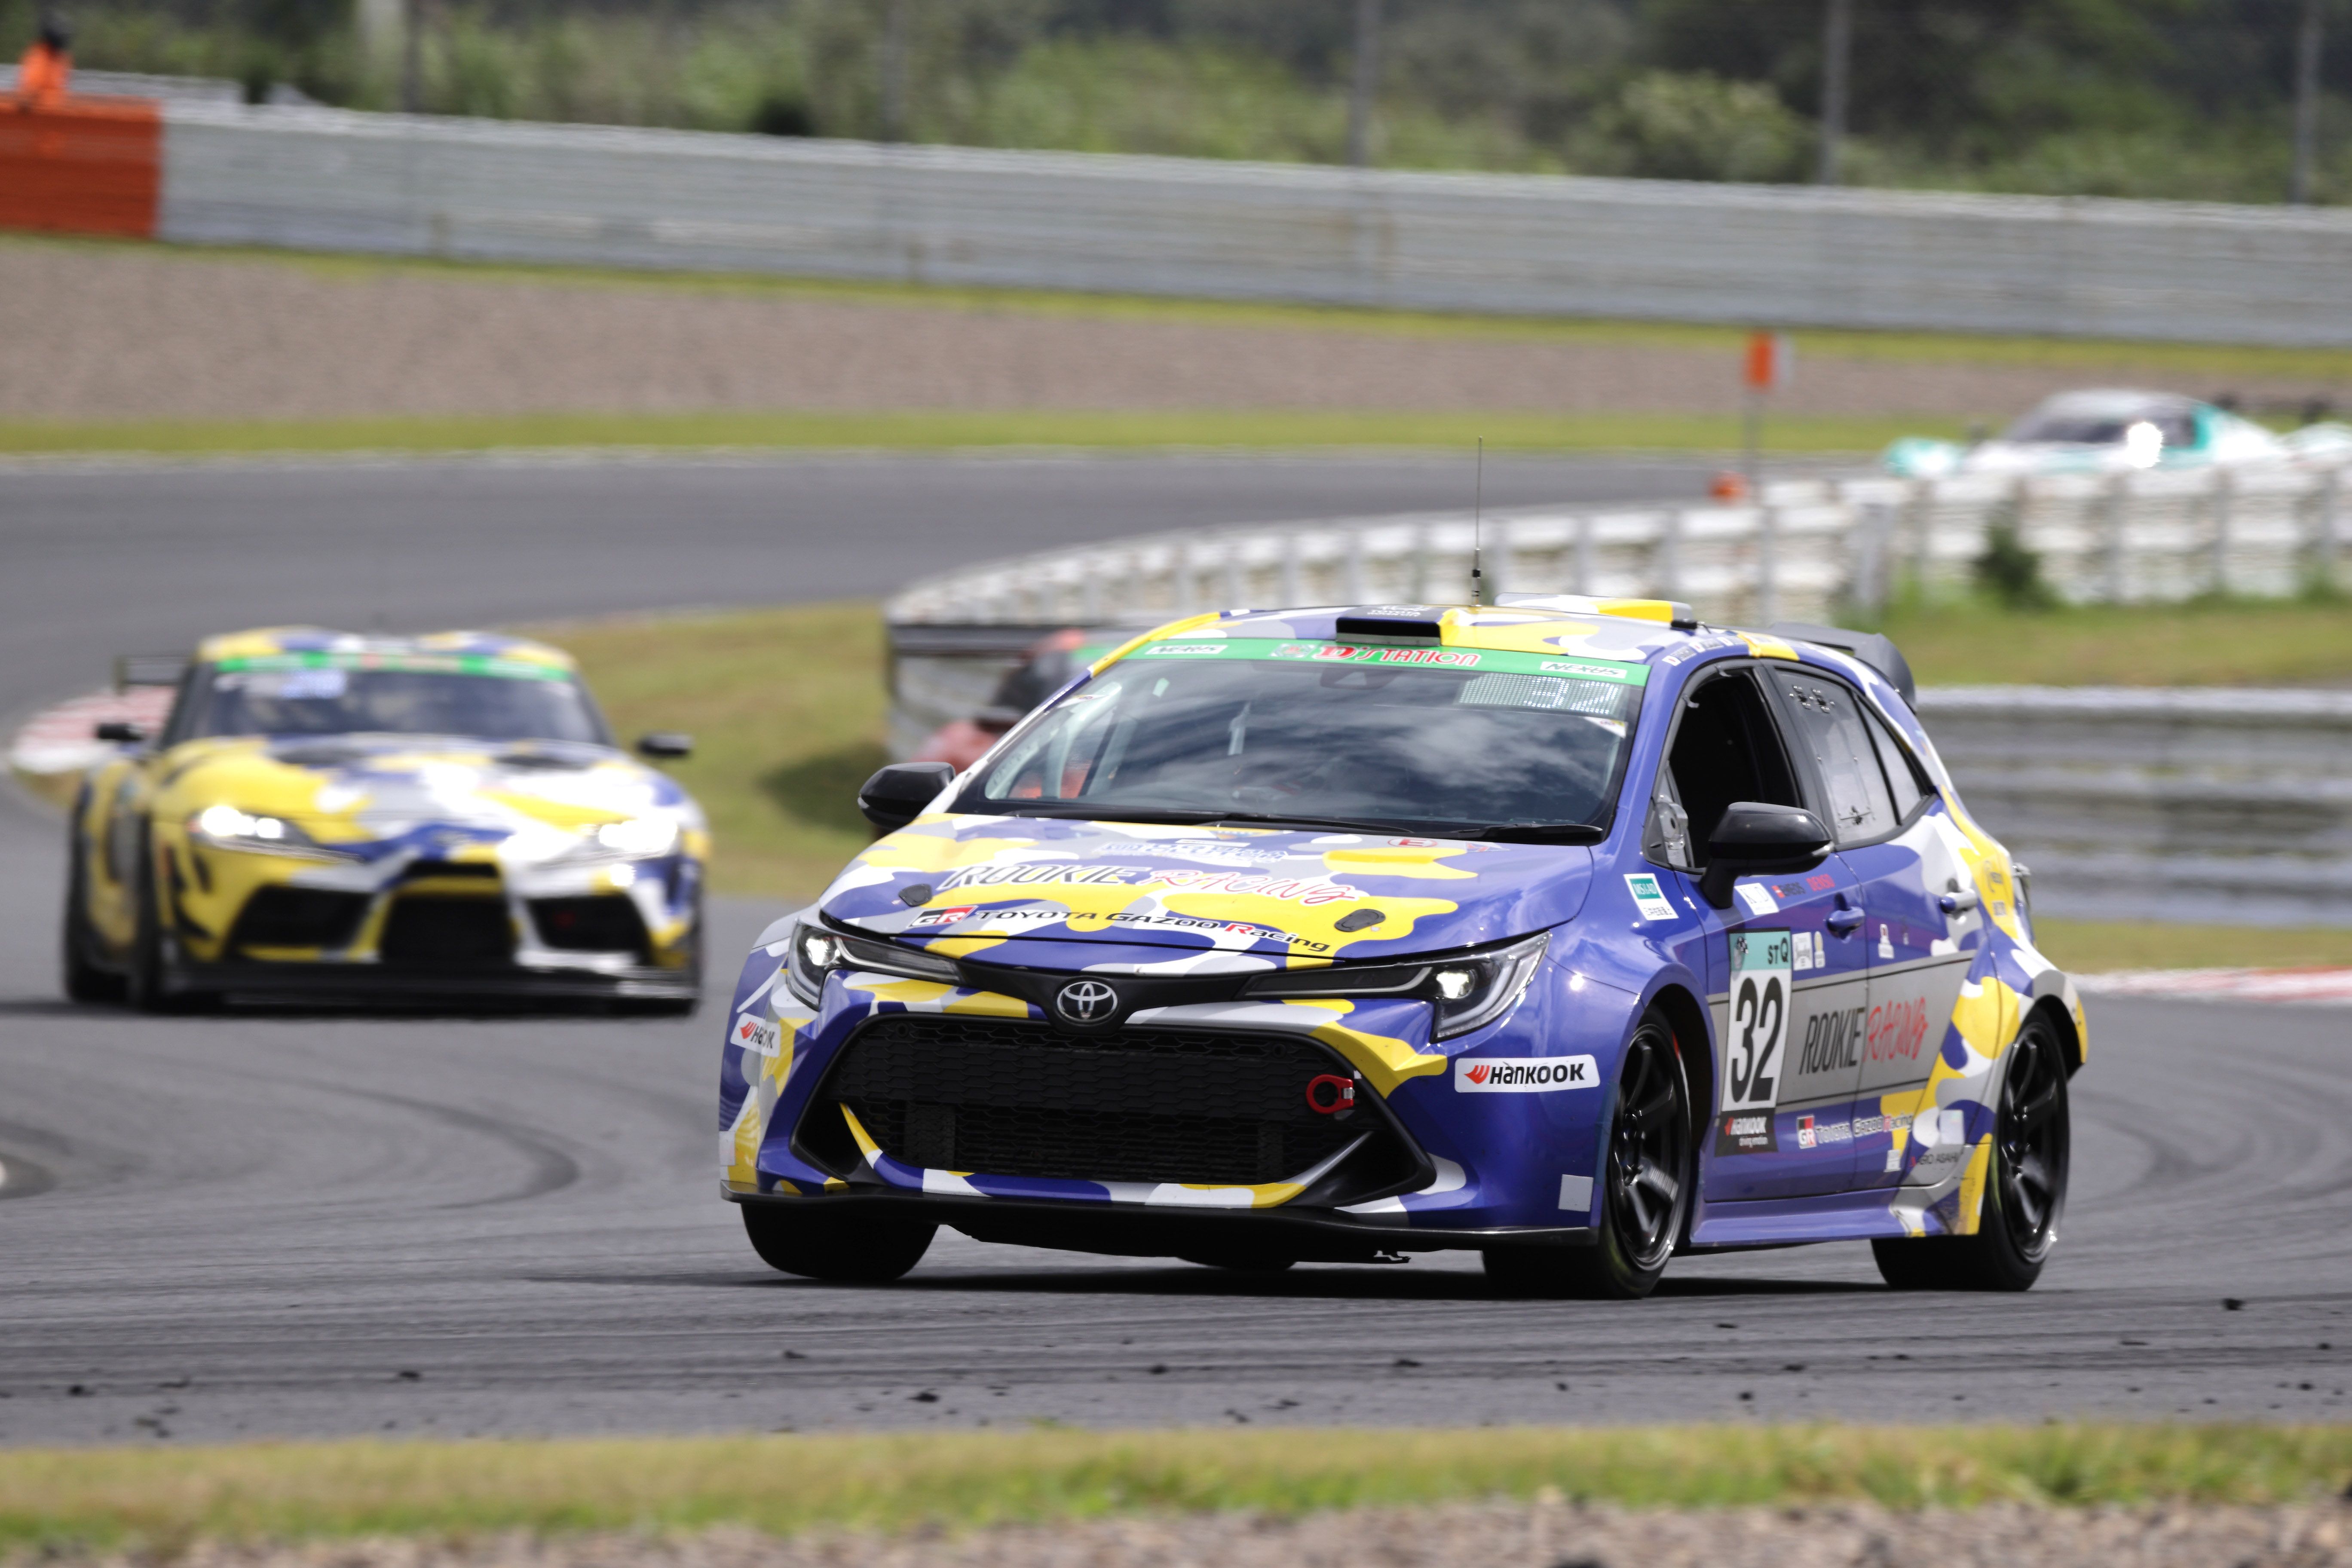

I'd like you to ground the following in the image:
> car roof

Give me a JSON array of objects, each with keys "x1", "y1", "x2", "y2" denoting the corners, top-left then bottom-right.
[
  {"x1": 2022, "y1": 388, "x2": 2203, "y2": 420},
  {"x1": 1110, "y1": 598, "x2": 1724, "y2": 668},
  {"x1": 1106, "y1": 599, "x2": 1913, "y2": 701},
  {"x1": 193, "y1": 626, "x2": 578, "y2": 672}
]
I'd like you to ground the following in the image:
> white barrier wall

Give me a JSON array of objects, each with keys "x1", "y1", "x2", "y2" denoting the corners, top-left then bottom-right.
[
  {"x1": 157, "y1": 100, "x2": 2352, "y2": 347},
  {"x1": 883, "y1": 462, "x2": 2351, "y2": 640}
]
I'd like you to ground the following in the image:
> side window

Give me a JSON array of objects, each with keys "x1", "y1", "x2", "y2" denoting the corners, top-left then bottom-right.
[
  {"x1": 1653, "y1": 668, "x2": 1803, "y2": 869},
  {"x1": 1773, "y1": 673, "x2": 1897, "y2": 845},
  {"x1": 1865, "y1": 705, "x2": 1933, "y2": 821}
]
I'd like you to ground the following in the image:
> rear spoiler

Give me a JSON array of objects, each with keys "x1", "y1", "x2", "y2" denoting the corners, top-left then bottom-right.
[
  {"x1": 114, "y1": 654, "x2": 188, "y2": 692},
  {"x1": 1766, "y1": 622, "x2": 1916, "y2": 707}
]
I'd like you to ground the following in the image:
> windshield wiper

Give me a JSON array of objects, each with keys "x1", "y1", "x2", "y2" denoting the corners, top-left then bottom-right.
[
  {"x1": 1209, "y1": 811, "x2": 1458, "y2": 837},
  {"x1": 1471, "y1": 822, "x2": 1607, "y2": 844},
  {"x1": 994, "y1": 804, "x2": 1222, "y2": 824}
]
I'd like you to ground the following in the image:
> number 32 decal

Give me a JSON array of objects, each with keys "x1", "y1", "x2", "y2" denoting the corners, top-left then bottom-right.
[{"x1": 1723, "y1": 930, "x2": 1792, "y2": 1113}]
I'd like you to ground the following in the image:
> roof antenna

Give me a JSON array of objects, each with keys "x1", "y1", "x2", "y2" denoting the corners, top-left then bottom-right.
[{"x1": 1470, "y1": 437, "x2": 1485, "y2": 608}]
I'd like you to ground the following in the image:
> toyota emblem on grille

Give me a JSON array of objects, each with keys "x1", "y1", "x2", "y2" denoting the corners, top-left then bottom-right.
[{"x1": 1055, "y1": 980, "x2": 1118, "y2": 1024}]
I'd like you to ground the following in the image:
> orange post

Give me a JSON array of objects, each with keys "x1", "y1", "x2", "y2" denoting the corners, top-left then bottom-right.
[{"x1": 0, "y1": 95, "x2": 161, "y2": 238}]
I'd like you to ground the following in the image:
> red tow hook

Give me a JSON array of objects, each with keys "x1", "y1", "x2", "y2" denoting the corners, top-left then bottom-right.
[{"x1": 1305, "y1": 1074, "x2": 1356, "y2": 1115}]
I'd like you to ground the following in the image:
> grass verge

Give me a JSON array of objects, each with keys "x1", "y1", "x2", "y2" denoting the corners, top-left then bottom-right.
[
  {"x1": 2030, "y1": 918, "x2": 2352, "y2": 973},
  {"x1": 1872, "y1": 594, "x2": 2352, "y2": 688},
  {"x1": 0, "y1": 409, "x2": 1947, "y2": 459},
  {"x1": 3, "y1": 1424, "x2": 2349, "y2": 1550}
]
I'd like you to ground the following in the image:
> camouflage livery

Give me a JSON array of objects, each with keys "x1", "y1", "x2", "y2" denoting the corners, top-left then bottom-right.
[
  {"x1": 65, "y1": 628, "x2": 706, "y2": 1006},
  {"x1": 721, "y1": 599, "x2": 2084, "y2": 1267}
]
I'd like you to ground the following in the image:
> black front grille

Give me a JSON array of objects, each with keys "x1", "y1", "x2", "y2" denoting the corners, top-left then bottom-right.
[
  {"x1": 379, "y1": 895, "x2": 514, "y2": 968},
  {"x1": 528, "y1": 895, "x2": 649, "y2": 956},
  {"x1": 824, "y1": 1015, "x2": 1370, "y2": 1186},
  {"x1": 228, "y1": 887, "x2": 371, "y2": 951}
]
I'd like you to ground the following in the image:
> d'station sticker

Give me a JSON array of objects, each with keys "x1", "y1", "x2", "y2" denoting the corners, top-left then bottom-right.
[{"x1": 1715, "y1": 929, "x2": 1792, "y2": 1155}]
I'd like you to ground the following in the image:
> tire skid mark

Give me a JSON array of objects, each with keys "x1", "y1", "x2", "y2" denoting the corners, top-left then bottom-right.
[{"x1": 282, "y1": 1079, "x2": 584, "y2": 1210}]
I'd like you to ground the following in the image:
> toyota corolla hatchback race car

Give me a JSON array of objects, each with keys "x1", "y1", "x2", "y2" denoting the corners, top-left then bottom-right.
[
  {"x1": 62, "y1": 628, "x2": 707, "y2": 1011},
  {"x1": 1882, "y1": 388, "x2": 2352, "y2": 478},
  {"x1": 719, "y1": 600, "x2": 2083, "y2": 1298}
]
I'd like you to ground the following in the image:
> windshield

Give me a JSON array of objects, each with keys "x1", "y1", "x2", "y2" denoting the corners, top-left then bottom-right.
[
  {"x1": 957, "y1": 638, "x2": 1645, "y2": 838},
  {"x1": 183, "y1": 654, "x2": 609, "y2": 744},
  {"x1": 2006, "y1": 406, "x2": 2194, "y2": 447}
]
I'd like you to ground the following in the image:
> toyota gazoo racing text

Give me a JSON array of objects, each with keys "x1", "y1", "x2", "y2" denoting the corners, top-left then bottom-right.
[
  {"x1": 718, "y1": 600, "x2": 2083, "y2": 1297},
  {"x1": 64, "y1": 628, "x2": 707, "y2": 1011}
]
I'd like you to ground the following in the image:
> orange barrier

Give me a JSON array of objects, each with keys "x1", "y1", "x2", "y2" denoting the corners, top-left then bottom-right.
[{"x1": 0, "y1": 96, "x2": 160, "y2": 237}]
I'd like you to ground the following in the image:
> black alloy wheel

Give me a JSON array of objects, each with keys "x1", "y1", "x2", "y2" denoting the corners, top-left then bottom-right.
[
  {"x1": 1873, "y1": 1010, "x2": 2070, "y2": 1292},
  {"x1": 1484, "y1": 1011, "x2": 1691, "y2": 1300},
  {"x1": 741, "y1": 1201, "x2": 935, "y2": 1283}
]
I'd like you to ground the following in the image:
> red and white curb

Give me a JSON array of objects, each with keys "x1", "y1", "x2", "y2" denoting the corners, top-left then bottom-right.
[
  {"x1": 2075, "y1": 968, "x2": 2352, "y2": 1004},
  {"x1": 8, "y1": 687, "x2": 172, "y2": 778}
]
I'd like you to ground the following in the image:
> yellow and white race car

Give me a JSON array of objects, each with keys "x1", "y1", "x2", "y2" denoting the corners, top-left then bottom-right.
[{"x1": 61, "y1": 628, "x2": 707, "y2": 1012}]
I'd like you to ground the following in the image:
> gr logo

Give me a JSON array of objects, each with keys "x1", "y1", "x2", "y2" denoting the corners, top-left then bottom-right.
[{"x1": 1455, "y1": 1055, "x2": 1599, "y2": 1093}]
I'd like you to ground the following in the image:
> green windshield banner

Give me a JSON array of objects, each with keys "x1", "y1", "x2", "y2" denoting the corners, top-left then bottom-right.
[
  {"x1": 214, "y1": 652, "x2": 570, "y2": 682},
  {"x1": 1126, "y1": 637, "x2": 1651, "y2": 686}
]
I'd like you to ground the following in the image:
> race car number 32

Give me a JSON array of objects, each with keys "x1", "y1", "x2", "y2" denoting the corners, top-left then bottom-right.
[{"x1": 1717, "y1": 930, "x2": 1792, "y2": 1155}]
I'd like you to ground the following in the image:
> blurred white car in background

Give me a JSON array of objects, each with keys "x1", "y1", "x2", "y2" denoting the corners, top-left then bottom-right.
[{"x1": 1883, "y1": 389, "x2": 2352, "y2": 478}]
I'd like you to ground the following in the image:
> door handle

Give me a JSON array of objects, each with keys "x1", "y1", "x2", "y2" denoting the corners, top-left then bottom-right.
[{"x1": 1824, "y1": 907, "x2": 1865, "y2": 935}]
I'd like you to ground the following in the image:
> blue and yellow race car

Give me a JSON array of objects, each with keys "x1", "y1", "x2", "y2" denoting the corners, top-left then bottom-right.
[
  {"x1": 63, "y1": 628, "x2": 707, "y2": 1011},
  {"x1": 720, "y1": 600, "x2": 2082, "y2": 1297}
]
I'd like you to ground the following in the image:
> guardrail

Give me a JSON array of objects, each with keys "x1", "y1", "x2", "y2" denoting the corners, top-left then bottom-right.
[
  {"x1": 29, "y1": 98, "x2": 2337, "y2": 346},
  {"x1": 885, "y1": 459, "x2": 2350, "y2": 637},
  {"x1": 1919, "y1": 687, "x2": 2352, "y2": 928}
]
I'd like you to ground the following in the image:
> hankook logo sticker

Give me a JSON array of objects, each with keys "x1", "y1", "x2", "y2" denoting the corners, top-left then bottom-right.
[{"x1": 1455, "y1": 1056, "x2": 1599, "y2": 1092}]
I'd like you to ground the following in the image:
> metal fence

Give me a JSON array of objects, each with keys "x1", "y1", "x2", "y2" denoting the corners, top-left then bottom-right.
[{"x1": 151, "y1": 98, "x2": 2352, "y2": 347}]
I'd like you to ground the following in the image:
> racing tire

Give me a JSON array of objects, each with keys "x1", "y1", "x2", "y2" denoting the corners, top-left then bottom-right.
[
  {"x1": 1482, "y1": 1011, "x2": 1692, "y2": 1301},
  {"x1": 741, "y1": 1202, "x2": 935, "y2": 1283},
  {"x1": 60, "y1": 822, "x2": 124, "y2": 1005},
  {"x1": 1871, "y1": 1011, "x2": 2070, "y2": 1293},
  {"x1": 121, "y1": 833, "x2": 213, "y2": 1015}
]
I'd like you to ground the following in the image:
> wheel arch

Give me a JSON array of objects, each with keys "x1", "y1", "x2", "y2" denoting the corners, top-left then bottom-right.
[{"x1": 2028, "y1": 993, "x2": 2082, "y2": 1078}]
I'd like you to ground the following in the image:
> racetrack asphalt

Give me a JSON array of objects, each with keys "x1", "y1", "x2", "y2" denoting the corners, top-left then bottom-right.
[{"x1": 1, "y1": 453, "x2": 2345, "y2": 1444}]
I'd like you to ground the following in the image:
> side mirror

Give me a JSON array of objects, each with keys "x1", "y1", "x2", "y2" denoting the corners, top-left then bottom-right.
[
  {"x1": 636, "y1": 732, "x2": 693, "y2": 761},
  {"x1": 94, "y1": 720, "x2": 147, "y2": 744},
  {"x1": 1698, "y1": 801, "x2": 1832, "y2": 910},
  {"x1": 858, "y1": 761, "x2": 956, "y2": 833}
]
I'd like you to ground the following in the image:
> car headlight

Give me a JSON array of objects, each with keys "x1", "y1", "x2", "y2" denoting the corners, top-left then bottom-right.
[
  {"x1": 593, "y1": 816, "x2": 680, "y2": 857},
  {"x1": 1240, "y1": 931, "x2": 1551, "y2": 1041},
  {"x1": 189, "y1": 804, "x2": 333, "y2": 857},
  {"x1": 784, "y1": 919, "x2": 961, "y2": 1008}
]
